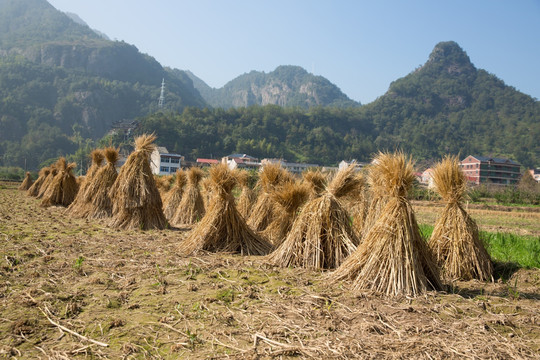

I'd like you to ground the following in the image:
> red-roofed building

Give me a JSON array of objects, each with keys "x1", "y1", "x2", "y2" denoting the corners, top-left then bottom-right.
[
  {"x1": 460, "y1": 155, "x2": 521, "y2": 185},
  {"x1": 196, "y1": 158, "x2": 219, "y2": 167}
]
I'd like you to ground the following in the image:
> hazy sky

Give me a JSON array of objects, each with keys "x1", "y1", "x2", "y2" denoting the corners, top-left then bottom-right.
[{"x1": 46, "y1": 0, "x2": 540, "y2": 104}]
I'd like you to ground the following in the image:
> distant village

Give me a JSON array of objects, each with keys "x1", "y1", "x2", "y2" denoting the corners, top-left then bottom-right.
[{"x1": 124, "y1": 146, "x2": 540, "y2": 186}]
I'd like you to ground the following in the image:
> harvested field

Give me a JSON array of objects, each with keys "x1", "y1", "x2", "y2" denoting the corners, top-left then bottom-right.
[{"x1": 1, "y1": 184, "x2": 539, "y2": 359}]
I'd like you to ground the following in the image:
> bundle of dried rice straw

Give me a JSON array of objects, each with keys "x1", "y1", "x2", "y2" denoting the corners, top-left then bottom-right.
[
  {"x1": 235, "y1": 169, "x2": 256, "y2": 219},
  {"x1": 178, "y1": 164, "x2": 273, "y2": 256},
  {"x1": 302, "y1": 170, "x2": 327, "y2": 200},
  {"x1": 41, "y1": 158, "x2": 78, "y2": 207},
  {"x1": 163, "y1": 169, "x2": 187, "y2": 221},
  {"x1": 109, "y1": 134, "x2": 167, "y2": 230},
  {"x1": 18, "y1": 172, "x2": 33, "y2": 191},
  {"x1": 27, "y1": 167, "x2": 50, "y2": 197},
  {"x1": 428, "y1": 155, "x2": 493, "y2": 281},
  {"x1": 37, "y1": 166, "x2": 58, "y2": 199},
  {"x1": 84, "y1": 147, "x2": 119, "y2": 220},
  {"x1": 267, "y1": 164, "x2": 360, "y2": 269},
  {"x1": 171, "y1": 167, "x2": 205, "y2": 225},
  {"x1": 332, "y1": 152, "x2": 442, "y2": 296},
  {"x1": 67, "y1": 149, "x2": 104, "y2": 217}
]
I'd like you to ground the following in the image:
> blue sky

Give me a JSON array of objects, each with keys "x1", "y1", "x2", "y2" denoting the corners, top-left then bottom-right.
[{"x1": 47, "y1": 0, "x2": 540, "y2": 104}]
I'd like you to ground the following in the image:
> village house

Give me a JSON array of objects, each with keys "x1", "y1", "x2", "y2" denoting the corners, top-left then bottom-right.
[
  {"x1": 261, "y1": 158, "x2": 319, "y2": 174},
  {"x1": 150, "y1": 146, "x2": 183, "y2": 175},
  {"x1": 529, "y1": 169, "x2": 540, "y2": 183},
  {"x1": 338, "y1": 160, "x2": 367, "y2": 172},
  {"x1": 222, "y1": 154, "x2": 260, "y2": 170},
  {"x1": 420, "y1": 168, "x2": 435, "y2": 188},
  {"x1": 196, "y1": 158, "x2": 220, "y2": 168},
  {"x1": 460, "y1": 155, "x2": 521, "y2": 185}
]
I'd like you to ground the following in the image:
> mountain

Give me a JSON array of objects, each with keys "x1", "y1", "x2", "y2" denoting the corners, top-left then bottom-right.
[
  {"x1": 186, "y1": 65, "x2": 360, "y2": 109},
  {"x1": 0, "y1": 0, "x2": 206, "y2": 169},
  {"x1": 64, "y1": 12, "x2": 110, "y2": 40},
  {"x1": 139, "y1": 41, "x2": 539, "y2": 168}
]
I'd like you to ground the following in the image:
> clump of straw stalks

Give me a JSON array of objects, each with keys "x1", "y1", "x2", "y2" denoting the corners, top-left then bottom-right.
[
  {"x1": 27, "y1": 167, "x2": 50, "y2": 197},
  {"x1": 268, "y1": 164, "x2": 360, "y2": 269},
  {"x1": 235, "y1": 169, "x2": 257, "y2": 219},
  {"x1": 84, "y1": 147, "x2": 119, "y2": 220},
  {"x1": 178, "y1": 164, "x2": 273, "y2": 256},
  {"x1": 163, "y1": 170, "x2": 187, "y2": 221},
  {"x1": 171, "y1": 167, "x2": 205, "y2": 225},
  {"x1": 248, "y1": 163, "x2": 293, "y2": 231},
  {"x1": 155, "y1": 175, "x2": 173, "y2": 198},
  {"x1": 67, "y1": 149, "x2": 105, "y2": 217},
  {"x1": 332, "y1": 152, "x2": 442, "y2": 296},
  {"x1": 303, "y1": 170, "x2": 327, "y2": 199},
  {"x1": 37, "y1": 166, "x2": 58, "y2": 199},
  {"x1": 41, "y1": 158, "x2": 78, "y2": 207},
  {"x1": 262, "y1": 180, "x2": 310, "y2": 246},
  {"x1": 18, "y1": 172, "x2": 33, "y2": 191},
  {"x1": 428, "y1": 156, "x2": 493, "y2": 281},
  {"x1": 109, "y1": 134, "x2": 167, "y2": 230}
]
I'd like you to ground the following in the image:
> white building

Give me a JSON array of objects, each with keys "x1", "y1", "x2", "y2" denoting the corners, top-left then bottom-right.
[
  {"x1": 222, "y1": 154, "x2": 260, "y2": 171},
  {"x1": 338, "y1": 160, "x2": 367, "y2": 172},
  {"x1": 150, "y1": 147, "x2": 183, "y2": 175},
  {"x1": 261, "y1": 158, "x2": 319, "y2": 174}
]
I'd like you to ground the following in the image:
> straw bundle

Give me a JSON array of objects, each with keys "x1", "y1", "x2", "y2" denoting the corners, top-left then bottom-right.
[
  {"x1": 155, "y1": 175, "x2": 173, "y2": 198},
  {"x1": 248, "y1": 164, "x2": 293, "y2": 231},
  {"x1": 109, "y1": 134, "x2": 167, "y2": 230},
  {"x1": 84, "y1": 147, "x2": 119, "y2": 219},
  {"x1": 27, "y1": 167, "x2": 49, "y2": 197},
  {"x1": 37, "y1": 166, "x2": 58, "y2": 199},
  {"x1": 235, "y1": 169, "x2": 256, "y2": 219},
  {"x1": 67, "y1": 149, "x2": 104, "y2": 217},
  {"x1": 163, "y1": 169, "x2": 187, "y2": 221},
  {"x1": 267, "y1": 164, "x2": 360, "y2": 269},
  {"x1": 428, "y1": 156, "x2": 493, "y2": 281},
  {"x1": 332, "y1": 152, "x2": 442, "y2": 296},
  {"x1": 303, "y1": 170, "x2": 327, "y2": 199},
  {"x1": 178, "y1": 164, "x2": 273, "y2": 256},
  {"x1": 18, "y1": 172, "x2": 33, "y2": 191},
  {"x1": 171, "y1": 167, "x2": 205, "y2": 225},
  {"x1": 41, "y1": 158, "x2": 78, "y2": 207},
  {"x1": 261, "y1": 180, "x2": 309, "y2": 246}
]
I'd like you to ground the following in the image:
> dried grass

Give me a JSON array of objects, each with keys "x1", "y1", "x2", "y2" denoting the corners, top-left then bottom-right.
[
  {"x1": 267, "y1": 164, "x2": 360, "y2": 269},
  {"x1": 332, "y1": 152, "x2": 442, "y2": 296},
  {"x1": 171, "y1": 167, "x2": 205, "y2": 225},
  {"x1": 41, "y1": 158, "x2": 79, "y2": 208},
  {"x1": 18, "y1": 172, "x2": 33, "y2": 191},
  {"x1": 248, "y1": 164, "x2": 293, "y2": 231},
  {"x1": 109, "y1": 134, "x2": 167, "y2": 230},
  {"x1": 428, "y1": 156, "x2": 493, "y2": 281},
  {"x1": 163, "y1": 169, "x2": 187, "y2": 221},
  {"x1": 27, "y1": 167, "x2": 49, "y2": 197},
  {"x1": 302, "y1": 170, "x2": 327, "y2": 199},
  {"x1": 37, "y1": 166, "x2": 58, "y2": 199},
  {"x1": 178, "y1": 164, "x2": 273, "y2": 256},
  {"x1": 155, "y1": 175, "x2": 173, "y2": 198},
  {"x1": 67, "y1": 150, "x2": 104, "y2": 217},
  {"x1": 235, "y1": 169, "x2": 256, "y2": 219},
  {"x1": 84, "y1": 147, "x2": 119, "y2": 220}
]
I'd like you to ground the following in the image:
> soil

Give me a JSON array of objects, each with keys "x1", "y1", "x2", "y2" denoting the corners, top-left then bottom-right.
[{"x1": 1, "y1": 184, "x2": 539, "y2": 359}]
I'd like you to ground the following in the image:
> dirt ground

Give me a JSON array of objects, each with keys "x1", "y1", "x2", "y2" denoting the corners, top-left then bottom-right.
[{"x1": 1, "y1": 185, "x2": 539, "y2": 359}]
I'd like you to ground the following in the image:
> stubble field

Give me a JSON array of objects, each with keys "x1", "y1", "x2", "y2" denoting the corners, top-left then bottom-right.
[{"x1": 1, "y1": 184, "x2": 539, "y2": 359}]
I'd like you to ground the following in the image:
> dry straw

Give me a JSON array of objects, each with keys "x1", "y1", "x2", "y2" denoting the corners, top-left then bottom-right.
[
  {"x1": 163, "y1": 169, "x2": 187, "y2": 221},
  {"x1": 267, "y1": 164, "x2": 360, "y2": 269},
  {"x1": 262, "y1": 180, "x2": 310, "y2": 246},
  {"x1": 37, "y1": 166, "x2": 58, "y2": 199},
  {"x1": 109, "y1": 134, "x2": 167, "y2": 230},
  {"x1": 178, "y1": 164, "x2": 273, "y2": 256},
  {"x1": 428, "y1": 156, "x2": 493, "y2": 281},
  {"x1": 155, "y1": 174, "x2": 173, "y2": 198},
  {"x1": 235, "y1": 169, "x2": 257, "y2": 219},
  {"x1": 248, "y1": 163, "x2": 293, "y2": 231},
  {"x1": 84, "y1": 147, "x2": 119, "y2": 220},
  {"x1": 171, "y1": 167, "x2": 205, "y2": 225},
  {"x1": 332, "y1": 152, "x2": 442, "y2": 296},
  {"x1": 67, "y1": 149, "x2": 105, "y2": 217},
  {"x1": 27, "y1": 167, "x2": 50, "y2": 197},
  {"x1": 41, "y1": 158, "x2": 78, "y2": 207},
  {"x1": 18, "y1": 172, "x2": 33, "y2": 191},
  {"x1": 303, "y1": 170, "x2": 327, "y2": 199}
]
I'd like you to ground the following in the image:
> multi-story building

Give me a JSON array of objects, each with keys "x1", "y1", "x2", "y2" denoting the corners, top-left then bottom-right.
[
  {"x1": 150, "y1": 147, "x2": 183, "y2": 175},
  {"x1": 460, "y1": 155, "x2": 521, "y2": 185},
  {"x1": 222, "y1": 154, "x2": 260, "y2": 171},
  {"x1": 261, "y1": 158, "x2": 319, "y2": 174}
]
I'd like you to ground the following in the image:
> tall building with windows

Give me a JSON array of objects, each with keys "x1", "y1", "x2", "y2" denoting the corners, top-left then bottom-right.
[
  {"x1": 460, "y1": 155, "x2": 521, "y2": 185},
  {"x1": 150, "y1": 147, "x2": 183, "y2": 175}
]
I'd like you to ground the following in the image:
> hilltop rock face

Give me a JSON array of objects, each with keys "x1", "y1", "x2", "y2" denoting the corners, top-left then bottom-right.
[{"x1": 187, "y1": 65, "x2": 360, "y2": 109}]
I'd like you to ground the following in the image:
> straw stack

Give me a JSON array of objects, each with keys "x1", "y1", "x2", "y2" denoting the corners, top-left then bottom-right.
[
  {"x1": 67, "y1": 149, "x2": 105, "y2": 217},
  {"x1": 109, "y1": 134, "x2": 167, "y2": 230},
  {"x1": 18, "y1": 172, "x2": 33, "y2": 191},
  {"x1": 303, "y1": 170, "x2": 327, "y2": 200},
  {"x1": 27, "y1": 167, "x2": 49, "y2": 197},
  {"x1": 332, "y1": 152, "x2": 442, "y2": 296},
  {"x1": 428, "y1": 156, "x2": 493, "y2": 281},
  {"x1": 235, "y1": 169, "x2": 256, "y2": 219},
  {"x1": 37, "y1": 165, "x2": 58, "y2": 199},
  {"x1": 178, "y1": 164, "x2": 273, "y2": 256},
  {"x1": 171, "y1": 167, "x2": 205, "y2": 225},
  {"x1": 267, "y1": 164, "x2": 360, "y2": 269},
  {"x1": 248, "y1": 163, "x2": 293, "y2": 231},
  {"x1": 163, "y1": 169, "x2": 187, "y2": 221},
  {"x1": 41, "y1": 158, "x2": 78, "y2": 207},
  {"x1": 83, "y1": 147, "x2": 119, "y2": 219}
]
